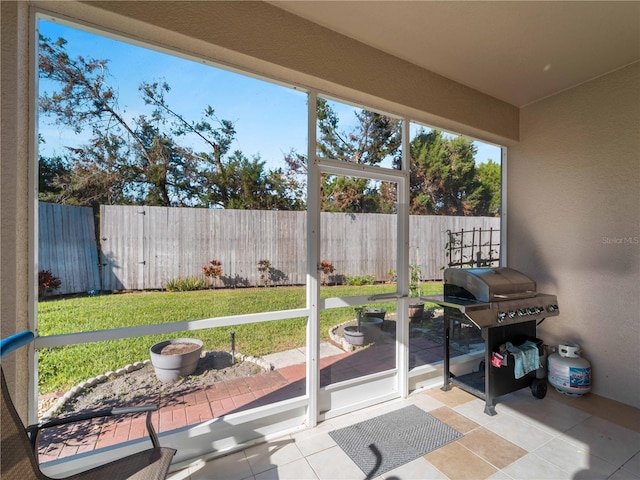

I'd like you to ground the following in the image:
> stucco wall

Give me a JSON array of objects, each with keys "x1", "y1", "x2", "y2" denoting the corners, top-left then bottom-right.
[
  {"x1": 508, "y1": 62, "x2": 640, "y2": 407},
  {"x1": 0, "y1": 0, "x2": 32, "y2": 418}
]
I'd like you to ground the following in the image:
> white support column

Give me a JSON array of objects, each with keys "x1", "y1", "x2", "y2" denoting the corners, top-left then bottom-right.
[
  {"x1": 500, "y1": 147, "x2": 508, "y2": 266},
  {"x1": 305, "y1": 92, "x2": 320, "y2": 428},
  {"x1": 396, "y1": 119, "x2": 411, "y2": 397}
]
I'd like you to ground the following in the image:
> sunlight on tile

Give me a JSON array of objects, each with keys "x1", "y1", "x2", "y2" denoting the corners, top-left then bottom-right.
[
  {"x1": 253, "y1": 457, "x2": 319, "y2": 480},
  {"x1": 305, "y1": 445, "x2": 364, "y2": 480},
  {"x1": 382, "y1": 456, "x2": 447, "y2": 479},
  {"x1": 457, "y1": 427, "x2": 527, "y2": 469},
  {"x1": 424, "y1": 441, "x2": 498, "y2": 480},
  {"x1": 561, "y1": 415, "x2": 640, "y2": 466},
  {"x1": 534, "y1": 436, "x2": 619, "y2": 478},
  {"x1": 167, "y1": 386, "x2": 640, "y2": 480},
  {"x1": 425, "y1": 385, "x2": 477, "y2": 408},
  {"x1": 429, "y1": 405, "x2": 480, "y2": 434},
  {"x1": 244, "y1": 438, "x2": 304, "y2": 475},
  {"x1": 500, "y1": 452, "x2": 571, "y2": 479},
  {"x1": 187, "y1": 451, "x2": 253, "y2": 480},
  {"x1": 482, "y1": 410, "x2": 556, "y2": 451}
]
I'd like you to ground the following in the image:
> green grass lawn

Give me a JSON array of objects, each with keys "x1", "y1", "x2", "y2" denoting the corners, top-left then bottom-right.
[{"x1": 37, "y1": 283, "x2": 443, "y2": 394}]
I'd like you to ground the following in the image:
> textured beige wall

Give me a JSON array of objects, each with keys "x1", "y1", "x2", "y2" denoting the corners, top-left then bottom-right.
[
  {"x1": 508, "y1": 62, "x2": 640, "y2": 408},
  {"x1": 0, "y1": 0, "x2": 32, "y2": 419},
  {"x1": 48, "y1": 0, "x2": 518, "y2": 145}
]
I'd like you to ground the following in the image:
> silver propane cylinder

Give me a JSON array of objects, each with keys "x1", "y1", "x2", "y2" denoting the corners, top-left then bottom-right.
[{"x1": 547, "y1": 343, "x2": 592, "y2": 396}]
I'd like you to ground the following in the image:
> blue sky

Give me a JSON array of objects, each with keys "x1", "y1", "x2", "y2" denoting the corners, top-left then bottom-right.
[{"x1": 38, "y1": 18, "x2": 500, "y2": 169}]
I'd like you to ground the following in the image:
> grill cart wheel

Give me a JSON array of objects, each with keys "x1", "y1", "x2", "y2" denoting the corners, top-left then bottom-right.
[{"x1": 530, "y1": 378, "x2": 547, "y2": 399}]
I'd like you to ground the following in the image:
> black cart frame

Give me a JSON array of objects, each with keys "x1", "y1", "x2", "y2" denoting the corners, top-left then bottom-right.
[{"x1": 442, "y1": 310, "x2": 544, "y2": 415}]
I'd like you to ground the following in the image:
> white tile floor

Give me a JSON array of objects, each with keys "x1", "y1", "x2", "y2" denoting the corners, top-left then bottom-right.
[{"x1": 168, "y1": 386, "x2": 640, "y2": 480}]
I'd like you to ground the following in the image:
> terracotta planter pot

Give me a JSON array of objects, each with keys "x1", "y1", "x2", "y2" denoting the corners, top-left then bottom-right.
[{"x1": 150, "y1": 338, "x2": 203, "y2": 382}]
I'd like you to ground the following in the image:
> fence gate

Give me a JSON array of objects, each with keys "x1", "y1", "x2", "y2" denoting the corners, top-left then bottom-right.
[{"x1": 100, "y1": 205, "x2": 146, "y2": 291}]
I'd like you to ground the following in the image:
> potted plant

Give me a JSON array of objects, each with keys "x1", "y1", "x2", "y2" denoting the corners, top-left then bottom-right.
[
  {"x1": 38, "y1": 269, "x2": 61, "y2": 299},
  {"x1": 363, "y1": 307, "x2": 386, "y2": 321},
  {"x1": 343, "y1": 307, "x2": 368, "y2": 346},
  {"x1": 343, "y1": 306, "x2": 386, "y2": 345},
  {"x1": 320, "y1": 260, "x2": 335, "y2": 286},
  {"x1": 202, "y1": 259, "x2": 222, "y2": 289},
  {"x1": 150, "y1": 337, "x2": 203, "y2": 382}
]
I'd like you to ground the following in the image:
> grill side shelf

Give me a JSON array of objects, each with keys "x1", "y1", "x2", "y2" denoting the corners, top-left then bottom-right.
[
  {"x1": 421, "y1": 294, "x2": 491, "y2": 329},
  {"x1": 420, "y1": 295, "x2": 489, "y2": 311}
]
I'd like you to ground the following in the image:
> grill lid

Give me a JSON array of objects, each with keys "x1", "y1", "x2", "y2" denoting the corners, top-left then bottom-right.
[
  {"x1": 444, "y1": 267, "x2": 536, "y2": 303},
  {"x1": 422, "y1": 267, "x2": 559, "y2": 328}
]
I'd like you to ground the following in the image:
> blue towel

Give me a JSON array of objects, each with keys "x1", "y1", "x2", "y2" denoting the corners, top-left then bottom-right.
[{"x1": 506, "y1": 341, "x2": 540, "y2": 379}]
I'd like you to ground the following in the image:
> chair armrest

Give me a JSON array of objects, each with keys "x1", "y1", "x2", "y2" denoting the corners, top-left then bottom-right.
[
  {"x1": 27, "y1": 404, "x2": 161, "y2": 452},
  {"x1": 0, "y1": 330, "x2": 34, "y2": 359}
]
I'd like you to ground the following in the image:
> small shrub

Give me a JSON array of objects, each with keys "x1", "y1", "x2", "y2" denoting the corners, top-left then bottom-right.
[
  {"x1": 257, "y1": 259, "x2": 271, "y2": 287},
  {"x1": 409, "y1": 264, "x2": 421, "y2": 296},
  {"x1": 387, "y1": 268, "x2": 397, "y2": 283},
  {"x1": 320, "y1": 260, "x2": 335, "y2": 285},
  {"x1": 345, "y1": 274, "x2": 375, "y2": 286},
  {"x1": 38, "y1": 270, "x2": 61, "y2": 297},
  {"x1": 166, "y1": 277, "x2": 206, "y2": 292},
  {"x1": 202, "y1": 259, "x2": 223, "y2": 288}
]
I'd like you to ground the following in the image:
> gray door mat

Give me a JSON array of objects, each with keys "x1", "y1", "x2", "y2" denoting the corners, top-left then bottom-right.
[{"x1": 329, "y1": 404, "x2": 462, "y2": 478}]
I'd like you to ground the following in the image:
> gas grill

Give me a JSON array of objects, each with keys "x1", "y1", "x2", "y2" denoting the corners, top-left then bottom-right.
[{"x1": 424, "y1": 267, "x2": 559, "y2": 415}]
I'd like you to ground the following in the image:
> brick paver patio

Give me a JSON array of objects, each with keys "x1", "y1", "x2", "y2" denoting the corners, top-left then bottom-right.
[{"x1": 37, "y1": 334, "x2": 466, "y2": 463}]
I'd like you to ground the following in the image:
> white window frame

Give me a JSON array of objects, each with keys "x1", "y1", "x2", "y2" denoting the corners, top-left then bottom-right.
[{"x1": 29, "y1": 10, "x2": 507, "y2": 473}]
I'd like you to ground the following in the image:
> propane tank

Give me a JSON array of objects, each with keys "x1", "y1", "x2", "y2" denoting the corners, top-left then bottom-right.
[{"x1": 547, "y1": 343, "x2": 592, "y2": 396}]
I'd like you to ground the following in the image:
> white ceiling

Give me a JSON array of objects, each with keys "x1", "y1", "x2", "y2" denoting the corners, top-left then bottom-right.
[{"x1": 270, "y1": 1, "x2": 640, "y2": 107}]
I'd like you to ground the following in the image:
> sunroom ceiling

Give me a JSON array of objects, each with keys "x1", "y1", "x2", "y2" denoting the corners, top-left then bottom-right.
[{"x1": 269, "y1": 1, "x2": 640, "y2": 107}]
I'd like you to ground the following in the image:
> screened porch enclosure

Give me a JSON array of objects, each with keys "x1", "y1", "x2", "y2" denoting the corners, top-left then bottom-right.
[{"x1": 31, "y1": 12, "x2": 502, "y2": 474}]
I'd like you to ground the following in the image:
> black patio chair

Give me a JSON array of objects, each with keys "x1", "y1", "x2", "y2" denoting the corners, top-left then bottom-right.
[{"x1": 1, "y1": 330, "x2": 176, "y2": 480}]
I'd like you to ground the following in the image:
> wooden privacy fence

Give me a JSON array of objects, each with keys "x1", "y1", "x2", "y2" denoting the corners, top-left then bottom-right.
[
  {"x1": 38, "y1": 203, "x2": 101, "y2": 295},
  {"x1": 38, "y1": 203, "x2": 500, "y2": 293}
]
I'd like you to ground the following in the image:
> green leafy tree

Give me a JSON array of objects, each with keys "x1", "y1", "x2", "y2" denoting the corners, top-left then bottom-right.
[
  {"x1": 38, "y1": 148, "x2": 70, "y2": 203},
  {"x1": 408, "y1": 130, "x2": 482, "y2": 215},
  {"x1": 316, "y1": 98, "x2": 401, "y2": 166},
  {"x1": 318, "y1": 98, "x2": 401, "y2": 213},
  {"x1": 38, "y1": 35, "x2": 301, "y2": 210},
  {"x1": 284, "y1": 99, "x2": 401, "y2": 213},
  {"x1": 474, "y1": 160, "x2": 501, "y2": 216}
]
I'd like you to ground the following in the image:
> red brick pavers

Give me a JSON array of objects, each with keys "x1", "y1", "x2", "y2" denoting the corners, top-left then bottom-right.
[
  {"x1": 37, "y1": 368, "x2": 300, "y2": 462},
  {"x1": 38, "y1": 337, "x2": 456, "y2": 462}
]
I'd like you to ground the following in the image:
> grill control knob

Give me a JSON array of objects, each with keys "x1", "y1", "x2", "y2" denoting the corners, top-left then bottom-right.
[
  {"x1": 497, "y1": 312, "x2": 507, "y2": 323},
  {"x1": 518, "y1": 308, "x2": 528, "y2": 316},
  {"x1": 508, "y1": 310, "x2": 516, "y2": 318},
  {"x1": 547, "y1": 304, "x2": 558, "y2": 313},
  {"x1": 528, "y1": 307, "x2": 537, "y2": 315}
]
